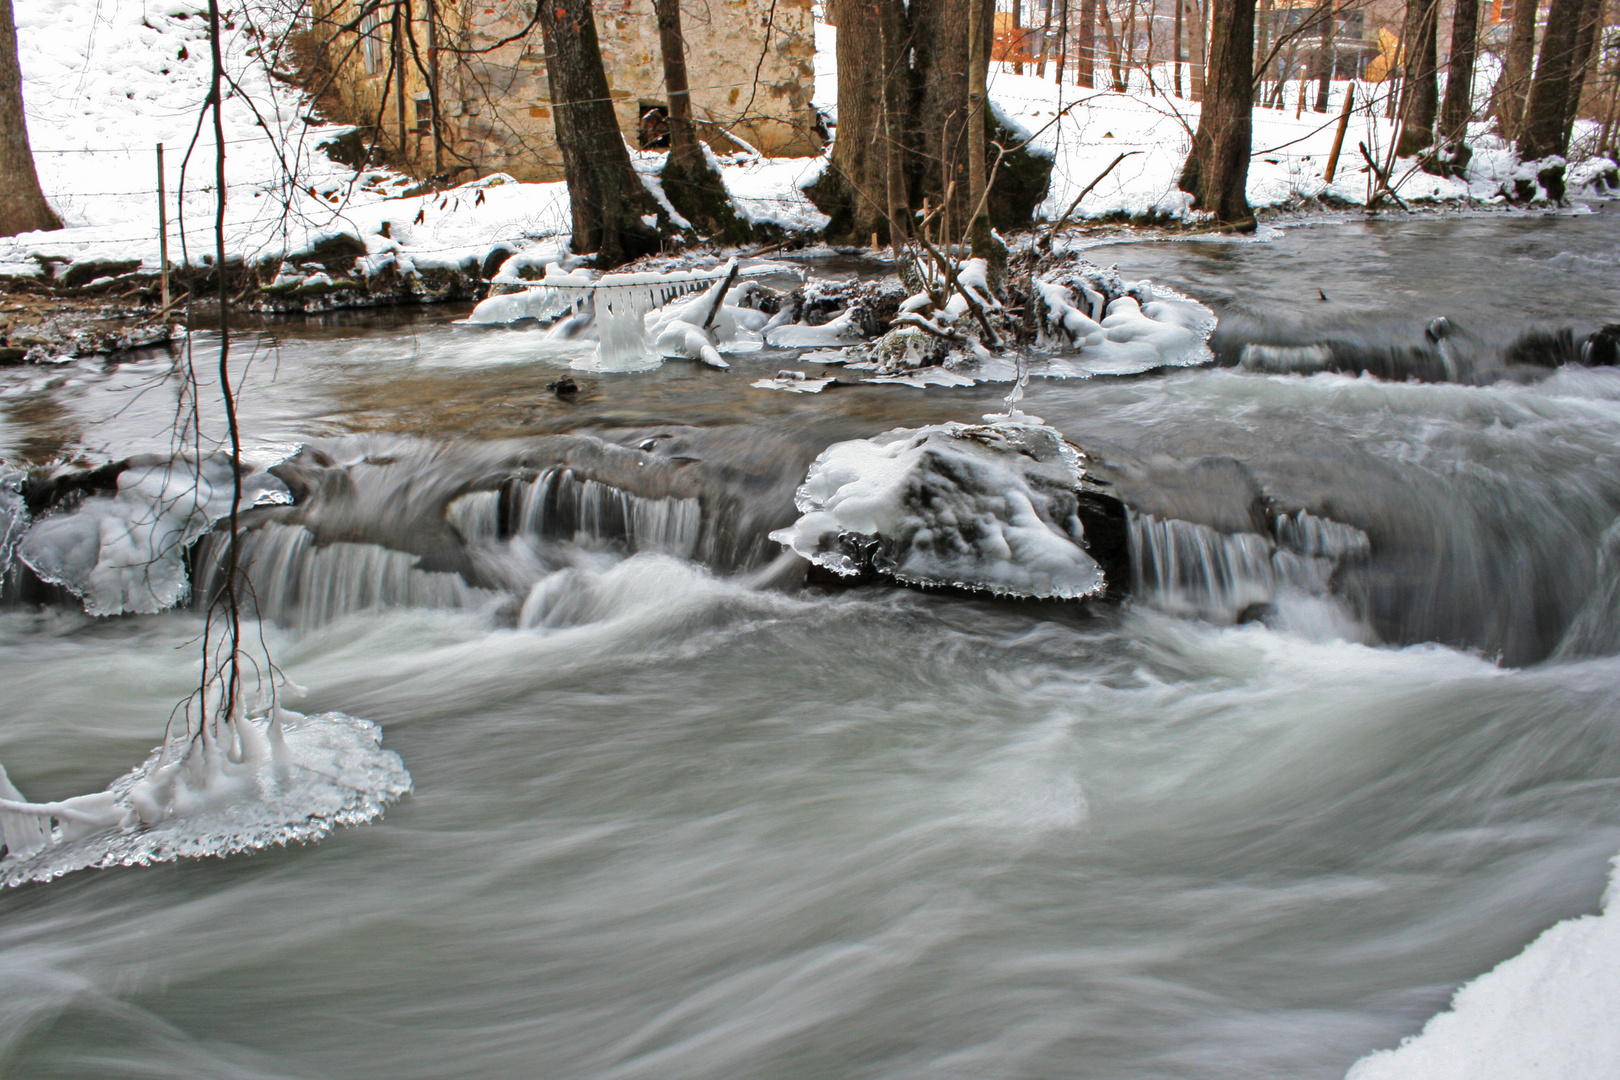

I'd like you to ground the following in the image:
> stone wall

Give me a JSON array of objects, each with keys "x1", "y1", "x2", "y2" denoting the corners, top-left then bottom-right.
[{"x1": 308, "y1": 0, "x2": 822, "y2": 183}]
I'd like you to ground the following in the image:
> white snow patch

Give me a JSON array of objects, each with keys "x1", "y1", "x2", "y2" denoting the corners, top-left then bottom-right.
[{"x1": 1347, "y1": 852, "x2": 1620, "y2": 1080}]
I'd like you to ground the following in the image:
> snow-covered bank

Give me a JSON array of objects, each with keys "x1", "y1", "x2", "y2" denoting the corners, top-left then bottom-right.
[
  {"x1": 1, "y1": 0, "x2": 826, "y2": 295},
  {"x1": 1347, "y1": 851, "x2": 1620, "y2": 1080},
  {"x1": 7, "y1": 2, "x2": 1615, "y2": 301}
]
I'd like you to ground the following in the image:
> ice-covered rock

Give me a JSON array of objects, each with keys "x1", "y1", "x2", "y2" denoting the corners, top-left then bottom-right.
[
  {"x1": 16, "y1": 454, "x2": 292, "y2": 616},
  {"x1": 771, "y1": 421, "x2": 1118, "y2": 599},
  {"x1": 0, "y1": 707, "x2": 410, "y2": 887}
]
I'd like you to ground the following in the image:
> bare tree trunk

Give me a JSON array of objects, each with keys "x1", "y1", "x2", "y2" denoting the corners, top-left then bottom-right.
[
  {"x1": 1395, "y1": 0, "x2": 1441, "y2": 156},
  {"x1": 1178, "y1": 0, "x2": 1256, "y2": 225},
  {"x1": 0, "y1": 0, "x2": 60, "y2": 237},
  {"x1": 1174, "y1": 0, "x2": 1184, "y2": 94},
  {"x1": 969, "y1": 0, "x2": 991, "y2": 253},
  {"x1": 1037, "y1": 0, "x2": 1053, "y2": 76},
  {"x1": 1056, "y1": 0, "x2": 1069, "y2": 82},
  {"x1": 819, "y1": 0, "x2": 913, "y2": 242},
  {"x1": 537, "y1": 0, "x2": 661, "y2": 268},
  {"x1": 653, "y1": 0, "x2": 744, "y2": 238},
  {"x1": 1079, "y1": 0, "x2": 1097, "y2": 86},
  {"x1": 1561, "y1": 0, "x2": 1605, "y2": 146},
  {"x1": 1313, "y1": 1, "x2": 1334, "y2": 113},
  {"x1": 1519, "y1": 0, "x2": 1590, "y2": 158},
  {"x1": 1100, "y1": 0, "x2": 1126, "y2": 89},
  {"x1": 1438, "y1": 0, "x2": 1481, "y2": 144},
  {"x1": 1190, "y1": 0, "x2": 1207, "y2": 100},
  {"x1": 1495, "y1": 0, "x2": 1540, "y2": 139},
  {"x1": 1012, "y1": 0, "x2": 1024, "y2": 74},
  {"x1": 1254, "y1": 0, "x2": 1271, "y2": 89}
]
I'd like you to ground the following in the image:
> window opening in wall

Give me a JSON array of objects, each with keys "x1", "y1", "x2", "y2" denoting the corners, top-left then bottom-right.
[
  {"x1": 638, "y1": 103, "x2": 670, "y2": 149},
  {"x1": 415, "y1": 97, "x2": 433, "y2": 135}
]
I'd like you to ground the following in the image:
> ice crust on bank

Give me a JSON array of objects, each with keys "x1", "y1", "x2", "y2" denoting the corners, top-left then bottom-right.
[
  {"x1": 0, "y1": 708, "x2": 411, "y2": 887},
  {"x1": 16, "y1": 454, "x2": 291, "y2": 616},
  {"x1": 771, "y1": 421, "x2": 1105, "y2": 599},
  {"x1": 1346, "y1": 851, "x2": 1620, "y2": 1080}
]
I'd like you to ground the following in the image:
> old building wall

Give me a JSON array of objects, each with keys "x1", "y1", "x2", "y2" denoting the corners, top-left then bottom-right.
[{"x1": 308, "y1": 0, "x2": 821, "y2": 184}]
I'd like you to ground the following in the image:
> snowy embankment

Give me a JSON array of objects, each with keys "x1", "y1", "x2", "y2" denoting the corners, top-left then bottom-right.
[
  {"x1": 9, "y1": 6, "x2": 1614, "y2": 291},
  {"x1": 0, "y1": 0, "x2": 824, "y2": 287}
]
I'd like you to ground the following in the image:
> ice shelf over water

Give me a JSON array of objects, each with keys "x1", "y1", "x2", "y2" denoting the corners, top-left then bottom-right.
[
  {"x1": 1347, "y1": 852, "x2": 1620, "y2": 1080},
  {"x1": 13, "y1": 454, "x2": 291, "y2": 617},
  {"x1": 771, "y1": 421, "x2": 1107, "y2": 599},
  {"x1": 0, "y1": 708, "x2": 411, "y2": 887}
]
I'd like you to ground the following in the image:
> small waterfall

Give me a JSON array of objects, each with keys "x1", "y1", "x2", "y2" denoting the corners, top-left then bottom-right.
[
  {"x1": 447, "y1": 469, "x2": 703, "y2": 559},
  {"x1": 1130, "y1": 510, "x2": 1370, "y2": 622},
  {"x1": 201, "y1": 523, "x2": 494, "y2": 632}
]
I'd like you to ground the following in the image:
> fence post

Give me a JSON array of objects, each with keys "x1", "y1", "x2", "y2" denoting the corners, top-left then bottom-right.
[
  {"x1": 1324, "y1": 84, "x2": 1355, "y2": 183},
  {"x1": 156, "y1": 143, "x2": 170, "y2": 311}
]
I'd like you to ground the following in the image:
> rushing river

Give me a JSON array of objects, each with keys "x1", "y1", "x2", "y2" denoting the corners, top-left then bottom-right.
[{"x1": 3, "y1": 211, "x2": 1620, "y2": 1078}]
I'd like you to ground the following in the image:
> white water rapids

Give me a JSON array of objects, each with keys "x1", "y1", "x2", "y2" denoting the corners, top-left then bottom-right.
[{"x1": 3, "y1": 214, "x2": 1620, "y2": 1077}]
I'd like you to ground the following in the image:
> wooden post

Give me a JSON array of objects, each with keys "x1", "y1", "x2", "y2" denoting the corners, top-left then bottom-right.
[
  {"x1": 156, "y1": 143, "x2": 170, "y2": 311},
  {"x1": 1324, "y1": 83, "x2": 1354, "y2": 182}
]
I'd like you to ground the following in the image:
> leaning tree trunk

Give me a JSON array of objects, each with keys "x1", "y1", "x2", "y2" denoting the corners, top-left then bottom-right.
[
  {"x1": 652, "y1": 0, "x2": 745, "y2": 240},
  {"x1": 1438, "y1": 0, "x2": 1481, "y2": 146},
  {"x1": 1395, "y1": 0, "x2": 1441, "y2": 156},
  {"x1": 1178, "y1": 0, "x2": 1256, "y2": 226},
  {"x1": 1495, "y1": 0, "x2": 1540, "y2": 140},
  {"x1": 0, "y1": 0, "x2": 60, "y2": 237},
  {"x1": 1519, "y1": 0, "x2": 1590, "y2": 160},
  {"x1": 537, "y1": 0, "x2": 661, "y2": 268}
]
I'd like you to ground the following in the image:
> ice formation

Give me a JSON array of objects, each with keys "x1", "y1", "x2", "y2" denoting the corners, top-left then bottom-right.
[
  {"x1": 15, "y1": 454, "x2": 291, "y2": 616},
  {"x1": 0, "y1": 707, "x2": 411, "y2": 887},
  {"x1": 771, "y1": 421, "x2": 1108, "y2": 599},
  {"x1": 468, "y1": 261, "x2": 771, "y2": 371},
  {"x1": 1347, "y1": 852, "x2": 1620, "y2": 1080}
]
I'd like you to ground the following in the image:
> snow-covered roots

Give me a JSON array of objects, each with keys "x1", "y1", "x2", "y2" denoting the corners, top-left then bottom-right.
[{"x1": 0, "y1": 704, "x2": 410, "y2": 887}]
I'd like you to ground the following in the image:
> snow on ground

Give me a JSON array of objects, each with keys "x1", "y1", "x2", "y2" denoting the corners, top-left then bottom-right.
[
  {"x1": 1346, "y1": 851, "x2": 1620, "y2": 1080},
  {"x1": 4, "y1": 1, "x2": 1611, "y2": 283},
  {"x1": 1, "y1": 0, "x2": 823, "y2": 280}
]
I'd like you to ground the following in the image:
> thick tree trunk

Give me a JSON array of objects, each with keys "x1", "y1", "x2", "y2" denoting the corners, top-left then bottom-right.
[
  {"x1": 1079, "y1": 0, "x2": 1097, "y2": 86},
  {"x1": 1178, "y1": 0, "x2": 1255, "y2": 225},
  {"x1": 916, "y1": 0, "x2": 992, "y2": 227},
  {"x1": 1561, "y1": 0, "x2": 1605, "y2": 146},
  {"x1": 1519, "y1": 0, "x2": 1589, "y2": 159},
  {"x1": 0, "y1": 0, "x2": 60, "y2": 238},
  {"x1": 537, "y1": 0, "x2": 661, "y2": 268},
  {"x1": 1037, "y1": 0, "x2": 1053, "y2": 77},
  {"x1": 819, "y1": 0, "x2": 913, "y2": 242},
  {"x1": 1190, "y1": 0, "x2": 1207, "y2": 101},
  {"x1": 1438, "y1": 0, "x2": 1480, "y2": 145},
  {"x1": 1494, "y1": 0, "x2": 1540, "y2": 140},
  {"x1": 652, "y1": 0, "x2": 744, "y2": 239},
  {"x1": 1395, "y1": 0, "x2": 1441, "y2": 156},
  {"x1": 968, "y1": 0, "x2": 990, "y2": 253},
  {"x1": 1055, "y1": 0, "x2": 1069, "y2": 82}
]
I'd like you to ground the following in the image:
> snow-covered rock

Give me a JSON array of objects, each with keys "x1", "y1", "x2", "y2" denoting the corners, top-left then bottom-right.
[
  {"x1": 16, "y1": 454, "x2": 292, "y2": 616},
  {"x1": 771, "y1": 421, "x2": 1118, "y2": 599}
]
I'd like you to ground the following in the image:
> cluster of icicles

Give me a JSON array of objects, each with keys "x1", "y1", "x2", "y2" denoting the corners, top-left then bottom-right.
[{"x1": 0, "y1": 688, "x2": 409, "y2": 888}]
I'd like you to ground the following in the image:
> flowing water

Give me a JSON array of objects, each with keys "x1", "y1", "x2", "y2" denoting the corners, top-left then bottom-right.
[{"x1": 3, "y1": 211, "x2": 1620, "y2": 1078}]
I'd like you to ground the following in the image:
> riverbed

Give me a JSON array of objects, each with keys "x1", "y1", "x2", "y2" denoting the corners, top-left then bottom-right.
[{"x1": 3, "y1": 210, "x2": 1619, "y2": 1078}]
